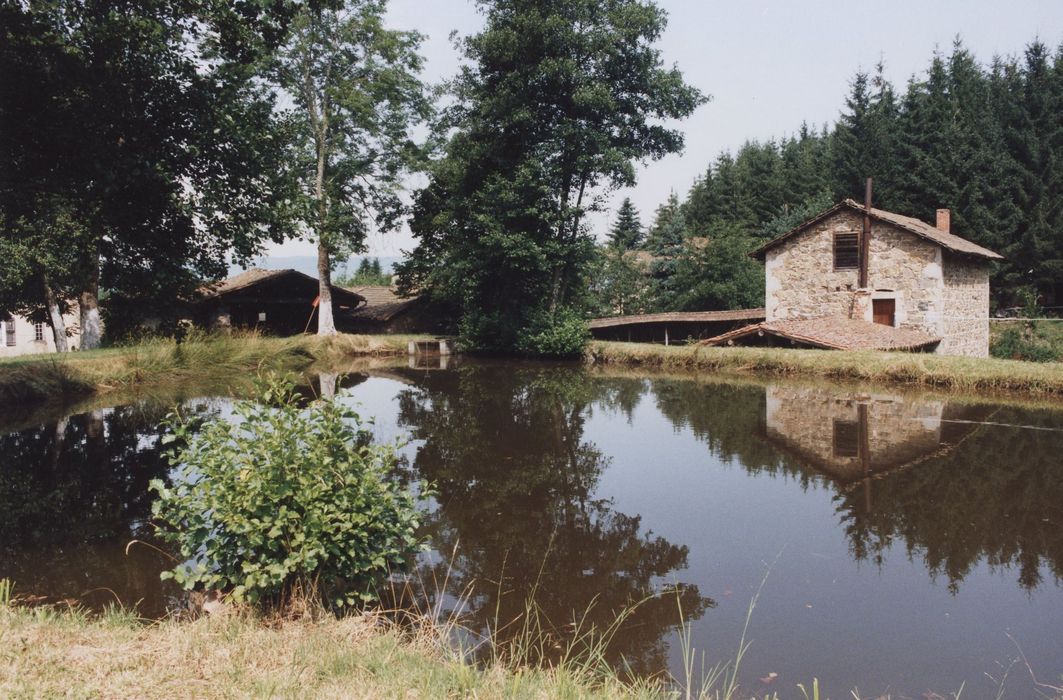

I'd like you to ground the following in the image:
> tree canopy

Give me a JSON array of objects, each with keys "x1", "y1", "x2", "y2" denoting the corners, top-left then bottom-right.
[{"x1": 397, "y1": 0, "x2": 705, "y2": 354}]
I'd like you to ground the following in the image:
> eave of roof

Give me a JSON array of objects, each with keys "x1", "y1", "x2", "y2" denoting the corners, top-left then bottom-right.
[
  {"x1": 749, "y1": 200, "x2": 1003, "y2": 261},
  {"x1": 701, "y1": 316, "x2": 941, "y2": 352},
  {"x1": 588, "y1": 308, "x2": 766, "y2": 330}
]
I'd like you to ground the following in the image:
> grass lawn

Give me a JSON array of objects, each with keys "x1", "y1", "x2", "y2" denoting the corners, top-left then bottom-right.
[
  {"x1": 0, "y1": 607, "x2": 669, "y2": 700},
  {"x1": 589, "y1": 340, "x2": 1063, "y2": 398}
]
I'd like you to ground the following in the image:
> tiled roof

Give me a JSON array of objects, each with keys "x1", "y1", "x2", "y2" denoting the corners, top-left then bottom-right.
[
  {"x1": 701, "y1": 316, "x2": 941, "y2": 351},
  {"x1": 200, "y1": 268, "x2": 365, "y2": 305},
  {"x1": 588, "y1": 308, "x2": 765, "y2": 329},
  {"x1": 346, "y1": 285, "x2": 420, "y2": 322},
  {"x1": 751, "y1": 200, "x2": 1003, "y2": 261}
]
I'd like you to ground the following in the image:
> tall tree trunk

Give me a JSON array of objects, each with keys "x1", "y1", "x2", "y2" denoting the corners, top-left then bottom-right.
[
  {"x1": 316, "y1": 240, "x2": 336, "y2": 335},
  {"x1": 79, "y1": 255, "x2": 102, "y2": 349},
  {"x1": 40, "y1": 271, "x2": 69, "y2": 353}
]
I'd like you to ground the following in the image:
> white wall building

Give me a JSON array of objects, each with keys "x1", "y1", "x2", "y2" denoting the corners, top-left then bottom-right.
[{"x1": 0, "y1": 310, "x2": 81, "y2": 357}]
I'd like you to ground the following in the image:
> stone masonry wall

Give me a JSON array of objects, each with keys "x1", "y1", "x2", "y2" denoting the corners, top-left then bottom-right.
[
  {"x1": 765, "y1": 209, "x2": 947, "y2": 340},
  {"x1": 939, "y1": 253, "x2": 991, "y2": 357}
]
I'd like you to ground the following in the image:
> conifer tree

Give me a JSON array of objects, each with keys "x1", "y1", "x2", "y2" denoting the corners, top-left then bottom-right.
[{"x1": 608, "y1": 198, "x2": 644, "y2": 251}]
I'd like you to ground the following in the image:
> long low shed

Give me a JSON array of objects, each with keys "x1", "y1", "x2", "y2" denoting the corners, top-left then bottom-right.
[{"x1": 588, "y1": 309, "x2": 766, "y2": 345}]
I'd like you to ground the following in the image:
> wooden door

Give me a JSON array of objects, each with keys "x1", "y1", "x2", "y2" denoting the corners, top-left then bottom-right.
[{"x1": 872, "y1": 298, "x2": 895, "y2": 326}]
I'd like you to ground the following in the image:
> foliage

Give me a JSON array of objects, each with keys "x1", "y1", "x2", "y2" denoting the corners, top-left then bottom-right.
[
  {"x1": 655, "y1": 38, "x2": 1063, "y2": 308},
  {"x1": 667, "y1": 231, "x2": 764, "y2": 312},
  {"x1": 397, "y1": 0, "x2": 705, "y2": 354},
  {"x1": 990, "y1": 321, "x2": 1063, "y2": 362},
  {"x1": 150, "y1": 375, "x2": 428, "y2": 607},
  {"x1": 515, "y1": 308, "x2": 591, "y2": 359},
  {"x1": 335, "y1": 258, "x2": 391, "y2": 287},
  {"x1": 270, "y1": 1, "x2": 430, "y2": 334},
  {"x1": 586, "y1": 248, "x2": 653, "y2": 317},
  {"x1": 0, "y1": 1, "x2": 296, "y2": 343},
  {"x1": 607, "y1": 198, "x2": 644, "y2": 251}
]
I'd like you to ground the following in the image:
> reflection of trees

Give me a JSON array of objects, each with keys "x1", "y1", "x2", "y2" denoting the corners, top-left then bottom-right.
[
  {"x1": 834, "y1": 405, "x2": 1063, "y2": 591},
  {"x1": 651, "y1": 379, "x2": 1063, "y2": 592},
  {"x1": 0, "y1": 404, "x2": 195, "y2": 615},
  {"x1": 395, "y1": 364, "x2": 710, "y2": 677}
]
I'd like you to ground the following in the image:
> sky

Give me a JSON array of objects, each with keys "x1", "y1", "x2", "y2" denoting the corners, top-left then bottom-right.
[{"x1": 265, "y1": 0, "x2": 1063, "y2": 259}]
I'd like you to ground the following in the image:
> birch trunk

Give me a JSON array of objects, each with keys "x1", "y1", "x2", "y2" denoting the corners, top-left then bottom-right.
[
  {"x1": 316, "y1": 240, "x2": 336, "y2": 335},
  {"x1": 40, "y1": 272, "x2": 69, "y2": 353},
  {"x1": 79, "y1": 256, "x2": 102, "y2": 349}
]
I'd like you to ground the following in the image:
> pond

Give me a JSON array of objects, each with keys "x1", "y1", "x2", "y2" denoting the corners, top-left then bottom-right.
[{"x1": 1, "y1": 358, "x2": 1061, "y2": 698}]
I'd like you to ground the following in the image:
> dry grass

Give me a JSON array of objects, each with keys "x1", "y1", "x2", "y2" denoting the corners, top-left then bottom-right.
[
  {"x1": 587, "y1": 341, "x2": 1063, "y2": 399},
  {"x1": 0, "y1": 331, "x2": 433, "y2": 406},
  {"x1": 0, "y1": 606, "x2": 665, "y2": 700}
]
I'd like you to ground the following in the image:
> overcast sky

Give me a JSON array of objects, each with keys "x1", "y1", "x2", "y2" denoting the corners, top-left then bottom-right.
[{"x1": 266, "y1": 0, "x2": 1063, "y2": 259}]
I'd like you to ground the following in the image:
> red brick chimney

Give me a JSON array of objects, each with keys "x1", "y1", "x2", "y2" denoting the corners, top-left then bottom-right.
[{"x1": 936, "y1": 208, "x2": 950, "y2": 233}]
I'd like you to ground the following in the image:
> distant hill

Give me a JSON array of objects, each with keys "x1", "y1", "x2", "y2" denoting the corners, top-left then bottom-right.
[{"x1": 228, "y1": 255, "x2": 403, "y2": 280}]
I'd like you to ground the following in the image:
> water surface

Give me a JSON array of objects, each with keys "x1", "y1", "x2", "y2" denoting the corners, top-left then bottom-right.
[{"x1": 2, "y1": 360, "x2": 1061, "y2": 697}]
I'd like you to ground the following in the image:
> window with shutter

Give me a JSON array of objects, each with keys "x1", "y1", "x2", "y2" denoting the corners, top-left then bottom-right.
[{"x1": 833, "y1": 232, "x2": 860, "y2": 270}]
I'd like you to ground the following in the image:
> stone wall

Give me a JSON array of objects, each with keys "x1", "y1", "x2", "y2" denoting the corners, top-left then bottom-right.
[
  {"x1": 939, "y1": 253, "x2": 991, "y2": 357},
  {"x1": 765, "y1": 210, "x2": 945, "y2": 339}
]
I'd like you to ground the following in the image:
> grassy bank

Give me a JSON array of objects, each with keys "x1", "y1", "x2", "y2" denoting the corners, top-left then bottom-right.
[
  {"x1": 0, "y1": 606, "x2": 672, "y2": 700},
  {"x1": 0, "y1": 332, "x2": 429, "y2": 406},
  {"x1": 990, "y1": 319, "x2": 1063, "y2": 362},
  {"x1": 588, "y1": 341, "x2": 1063, "y2": 398}
]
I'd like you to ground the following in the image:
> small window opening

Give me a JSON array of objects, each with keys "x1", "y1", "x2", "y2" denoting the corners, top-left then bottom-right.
[
  {"x1": 258, "y1": 311, "x2": 267, "y2": 322},
  {"x1": 833, "y1": 232, "x2": 860, "y2": 270},
  {"x1": 34, "y1": 322, "x2": 45, "y2": 341},
  {"x1": 4, "y1": 319, "x2": 15, "y2": 347},
  {"x1": 833, "y1": 419, "x2": 859, "y2": 457}
]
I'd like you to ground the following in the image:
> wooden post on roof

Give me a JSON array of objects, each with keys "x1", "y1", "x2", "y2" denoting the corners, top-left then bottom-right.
[{"x1": 860, "y1": 178, "x2": 872, "y2": 289}]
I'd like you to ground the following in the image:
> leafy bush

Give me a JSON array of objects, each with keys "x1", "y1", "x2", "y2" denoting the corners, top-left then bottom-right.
[
  {"x1": 990, "y1": 322, "x2": 1062, "y2": 362},
  {"x1": 516, "y1": 308, "x2": 590, "y2": 358},
  {"x1": 151, "y1": 375, "x2": 429, "y2": 608}
]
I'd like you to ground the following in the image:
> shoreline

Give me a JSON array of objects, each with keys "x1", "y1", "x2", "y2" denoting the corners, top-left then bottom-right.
[
  {"x1": 586, "y1": 340, "x2": 1063, "y2": 399},
  {"x1": 0, "y1": 332, "x2": 430, "y2": 407}
]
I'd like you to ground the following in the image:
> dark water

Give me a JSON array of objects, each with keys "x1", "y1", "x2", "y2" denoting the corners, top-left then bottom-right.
[{"x1": 2, "y1": 360, "x2": 1062, "y2": 698}]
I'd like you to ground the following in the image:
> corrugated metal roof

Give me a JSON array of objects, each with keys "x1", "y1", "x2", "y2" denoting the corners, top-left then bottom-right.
[
  {"x1": 588, "y1": 308, "x2": 766, "y2": 329},
  {"x1": 750, "y1": 200, "x2": 1003, "y2": 261},
  {"x1": 701, "y1": 316, "x2": 941, "y2": 351}
]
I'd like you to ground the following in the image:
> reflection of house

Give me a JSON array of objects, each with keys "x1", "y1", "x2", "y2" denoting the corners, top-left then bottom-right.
[
  {"x1": 0, "y1": 310, "x2": 80, "y2": 357},
  {"x1": 196, "y1": 269, "x2": 366, "y2": 336},
  {"x1": 763, "y1": 384, "x2": 993, "y2": 484},
  {"x1": 705, "y1": 199, "x2": 1003, "y2": 356},
  {"x1": 344, "y1": 286, "x2": 443, "y2": 334}
]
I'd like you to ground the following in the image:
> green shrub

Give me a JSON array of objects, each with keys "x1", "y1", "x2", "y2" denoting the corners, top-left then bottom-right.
[
  {"x1": 516, "y1": 308, "x2": 590, "y2": 358},
  {"x1": 990, "y1": 323, "x2": 1061, "y2": 362},
  {"x1": 151, "y1": 375, "x2": 429, "y2": 609}
]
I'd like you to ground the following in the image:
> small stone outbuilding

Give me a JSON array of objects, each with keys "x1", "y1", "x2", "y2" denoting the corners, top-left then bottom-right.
[{"x1": 706, "y1": 199, "x2": 1002, "y2": 357}]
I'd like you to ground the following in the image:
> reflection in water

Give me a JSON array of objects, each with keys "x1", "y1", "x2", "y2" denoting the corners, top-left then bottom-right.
[
  {"x1": 392, "y1": 364, "x2": 712, "y2": 676},
  {"x1": 0, "y1": 404, "x2": 195, "y2": 615},
  {"x1": 1, "y1": 363, "x2": 1061, "y2": 693},
  {"x1": 653, "y1": 379, "x2": 1063, "y2": 592}
]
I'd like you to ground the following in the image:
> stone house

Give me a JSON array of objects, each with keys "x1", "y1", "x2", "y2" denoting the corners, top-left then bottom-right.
[
  {"x1": 0, "y1": 308, "x2": 81, "y2": 357},
  {"x1": 705, "y1": 199, "x2": 1002, "y2": 356}
]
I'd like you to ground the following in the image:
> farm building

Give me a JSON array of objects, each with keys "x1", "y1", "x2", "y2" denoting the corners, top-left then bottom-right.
[
  {"x1": 344, "y1": 285, "x2": 445, "y2": 334},
  {"x1": 704, "y1": 198, "x2": 1003, "y2": 357},
  {"x1": 0, "y1": 308, "x2": 80, "y2": 357},
  {"x1": 588, "y1": 308, "x2": 765, "y2": 344},
  {"x1": 197, "y1": 269, "x2": 366, "y2": 335}
]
